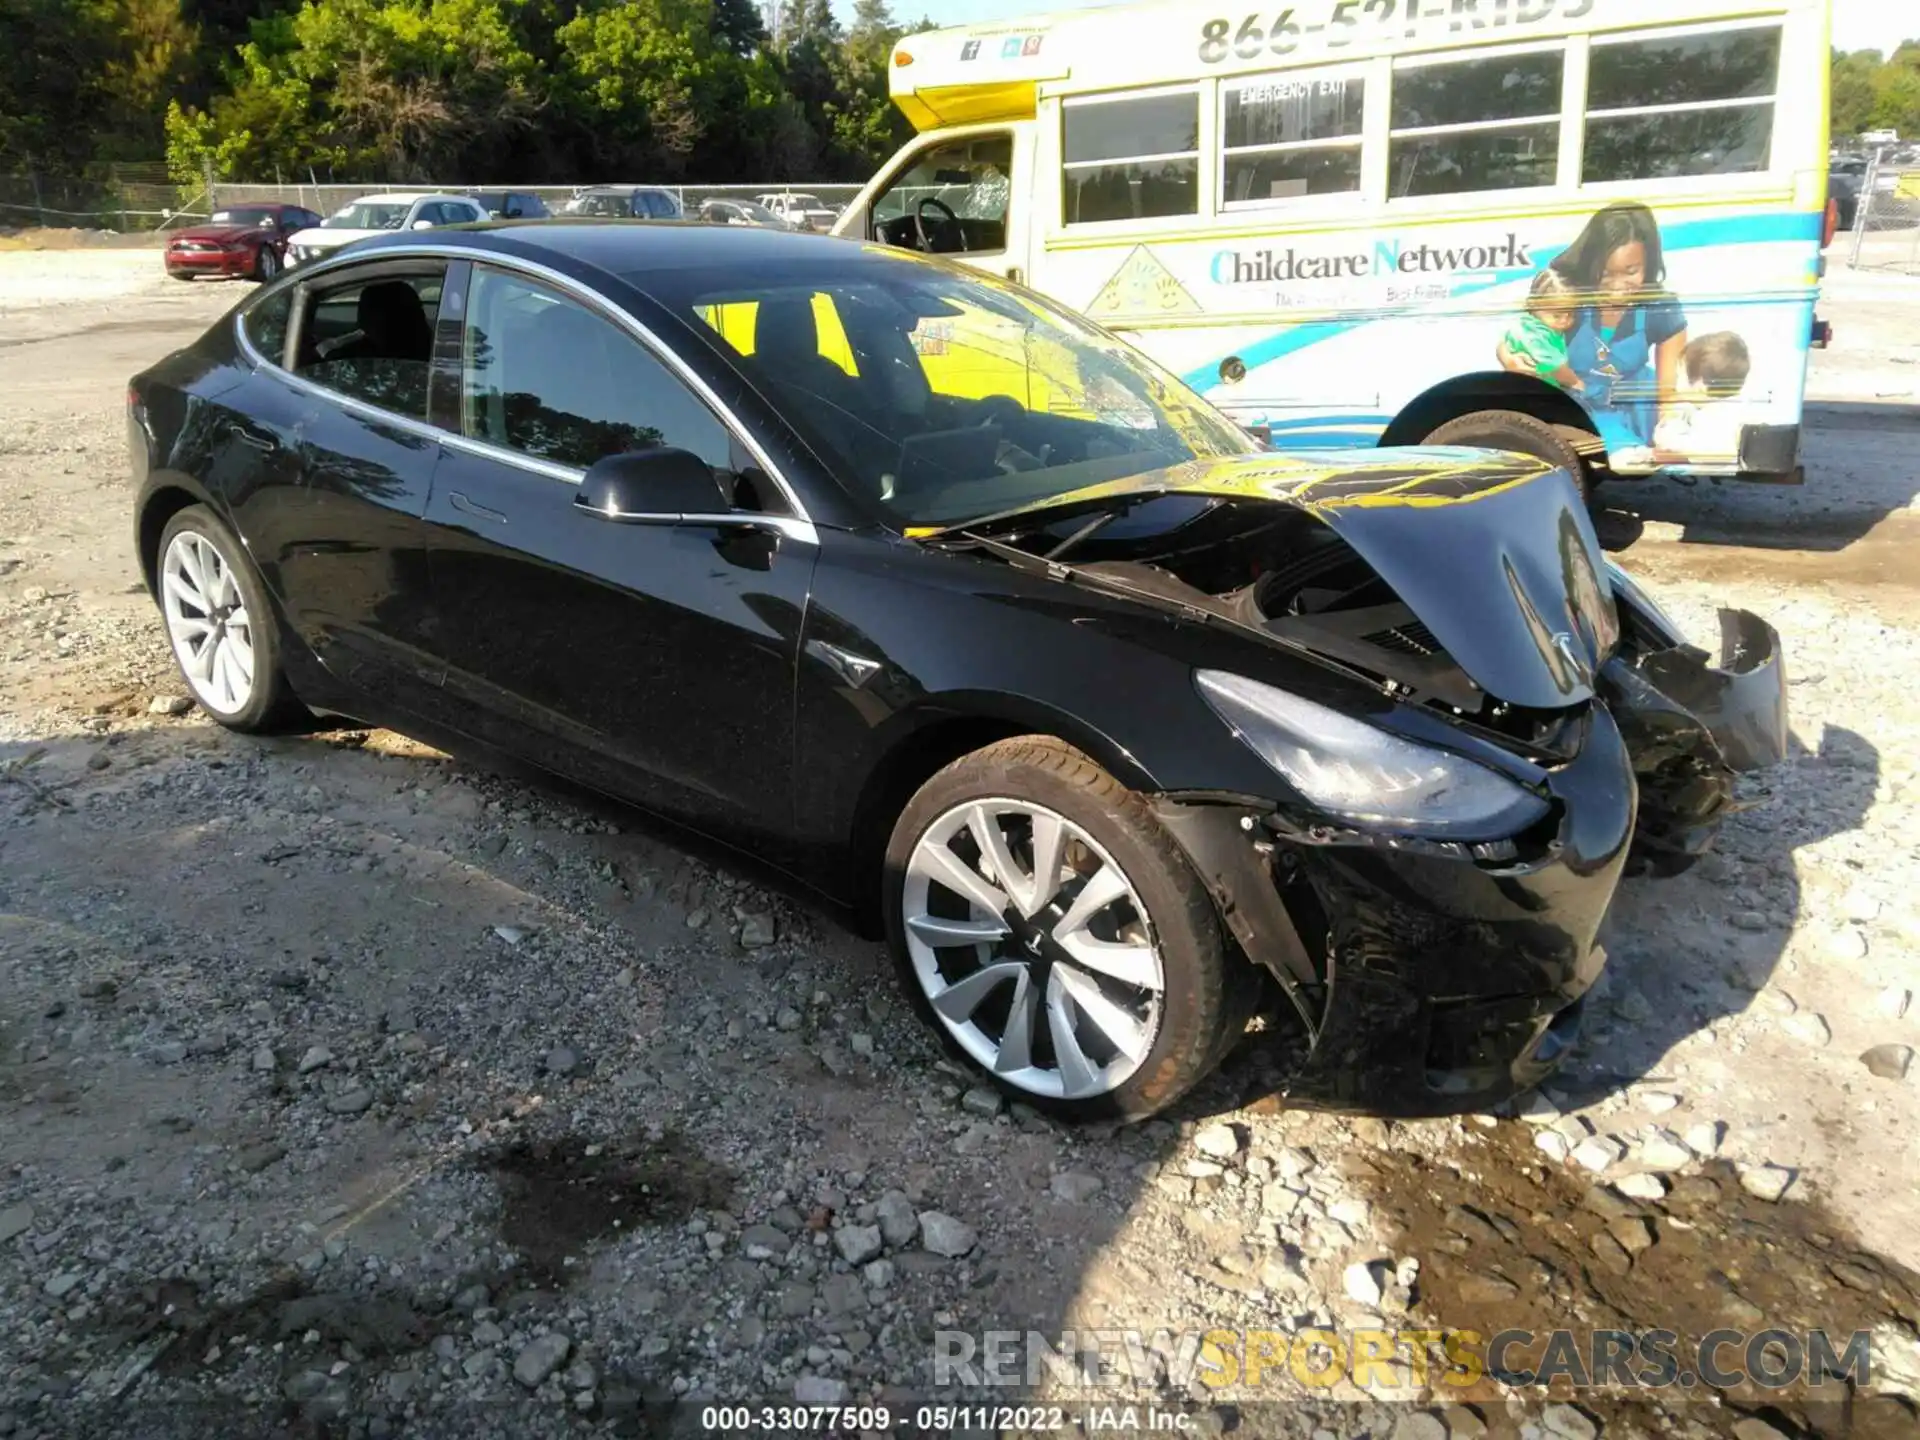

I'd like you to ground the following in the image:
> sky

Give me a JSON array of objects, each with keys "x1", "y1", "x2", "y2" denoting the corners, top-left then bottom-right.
[{"x1": 835, "y1": 0, "x2": 1915, "y2": 55}]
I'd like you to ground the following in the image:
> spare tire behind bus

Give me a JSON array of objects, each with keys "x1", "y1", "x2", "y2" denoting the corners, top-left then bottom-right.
[{"x1": 1421, "y1": 410, "x2": 1592, "y2": 503}]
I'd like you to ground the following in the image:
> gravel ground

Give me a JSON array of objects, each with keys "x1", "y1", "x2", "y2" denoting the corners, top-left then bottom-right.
[{"x1": 1, "y1": 254, "x2": 1918, "y2": 1440}]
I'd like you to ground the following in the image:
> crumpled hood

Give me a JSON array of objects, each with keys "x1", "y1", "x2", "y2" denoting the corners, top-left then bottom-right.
[{"x1": 955, "y1": 447, "x2": 1619, "y2": 710}]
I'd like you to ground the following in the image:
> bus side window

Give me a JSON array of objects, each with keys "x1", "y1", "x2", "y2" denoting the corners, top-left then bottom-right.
[
  {"x1": 1583, "y1": 25, "x2": 1781, "y2": 183},
  {"x1": 1061, "y1": 91, "x2": 1200, "y2": 224},
  {"x1": 871, "y1": 136, "x2": 1014, "y2": 256},
  {"x1": 1388, "y1": 49, "x2": 1563, "y2": 198}
]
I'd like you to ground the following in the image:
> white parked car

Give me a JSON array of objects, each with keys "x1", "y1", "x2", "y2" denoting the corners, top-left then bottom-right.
[
  {"x1": 285, "y1": 193, "x2": 487, "y2": 267},
  {"x1": 755, "y1": 192, "x2": 841, "y2": 231}
]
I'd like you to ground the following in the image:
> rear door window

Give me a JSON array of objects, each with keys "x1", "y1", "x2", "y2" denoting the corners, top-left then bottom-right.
[{"x1": 291, "y1": 267, "x2": 446, "y2": 419}]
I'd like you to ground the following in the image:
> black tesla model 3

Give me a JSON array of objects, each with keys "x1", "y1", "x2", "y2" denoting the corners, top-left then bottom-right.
[{"x1": 126, "y1": 224, "x2": 1789, "y2": 1120}]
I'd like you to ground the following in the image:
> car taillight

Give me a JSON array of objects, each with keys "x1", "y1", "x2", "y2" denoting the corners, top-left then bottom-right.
[{"x1": 1823, "y1": 197, "x2": 1838, "y2": 248}]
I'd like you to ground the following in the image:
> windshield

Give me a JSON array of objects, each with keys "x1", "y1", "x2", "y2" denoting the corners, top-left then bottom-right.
[
  {"x1": 326, "y1": 203, "x2": 409, "y2": 230},
  {"x1": 738, "y1": 202, "x2": 781, "y2": 222},
  {"x1": 210, "y1": 207, "x2": 277, "y2": 228},
  {"x1": 654, "y1": 255, "x2": 1254, "y2": 527}
]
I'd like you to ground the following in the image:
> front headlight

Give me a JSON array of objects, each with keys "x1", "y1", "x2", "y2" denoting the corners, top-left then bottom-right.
[{"x1": 1194, "y1": 671, "x2": 1550, "y2": 841}]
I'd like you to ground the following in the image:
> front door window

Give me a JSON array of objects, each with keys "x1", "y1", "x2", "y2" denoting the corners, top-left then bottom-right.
[{"x1": 872, "y1": 135, "x2": 1013, "y2": 256}]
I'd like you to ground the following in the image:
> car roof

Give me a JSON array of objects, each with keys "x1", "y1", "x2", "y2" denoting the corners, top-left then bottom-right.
[
  {"x1": 351, "y1": 192, "x2": 473, "y2": 205},
  {"x1": 338, "y1": 222, "x2": 885, "y2": 282}
]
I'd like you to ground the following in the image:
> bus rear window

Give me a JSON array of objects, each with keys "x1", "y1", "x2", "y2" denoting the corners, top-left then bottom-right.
[
  {"x1": 1062, "y1": 92, "x2": 1200, "y2": 225},
  {"x1": 1583, "y1": 25, "x2": 1781, "y2": 183}
]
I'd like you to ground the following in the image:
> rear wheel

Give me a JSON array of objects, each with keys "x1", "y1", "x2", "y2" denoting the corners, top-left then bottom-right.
[
  {"x1": 1424, "y1": 408, "x2": 1593, "y2": 502},
  {"x1": 253, "y1": 246, "x2": 280, "y2": 282},
  {"x1": 155, "y1": 505, "x2": 304, "y2": 732},
  {"x1": 883, "y1": 736, "x2": 1241, "y2": 1121}
]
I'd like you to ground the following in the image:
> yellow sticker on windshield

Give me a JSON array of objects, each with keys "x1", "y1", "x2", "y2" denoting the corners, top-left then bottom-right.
[{"x1": 1087, "y1": 246, "x2": 1203, "y2": 321}]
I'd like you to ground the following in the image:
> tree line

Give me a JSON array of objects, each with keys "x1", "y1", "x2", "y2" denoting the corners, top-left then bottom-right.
[
  {"x1": 1832, "y1": 40, "x2": 1920, "y2": 142},
  {"x1": 1, "y1": 0, "x2": 928, "y2": 188}
]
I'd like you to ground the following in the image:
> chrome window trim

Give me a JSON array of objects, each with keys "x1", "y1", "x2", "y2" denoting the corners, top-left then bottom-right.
[{"x1": 230, "y1": 243, "x2": 818, "y2": 545}]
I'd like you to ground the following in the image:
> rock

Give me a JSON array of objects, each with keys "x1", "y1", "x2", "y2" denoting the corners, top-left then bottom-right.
[
  {"x1": 1824, "y1": 927, "x2": 1869, "y2": 962},
  {"x1": 1684, "y1": 1121, "x2": 1725, "y2": 1157},
  {"x1": 1329, "y1": 1197, "x2": 1371, "y2": 1227},
  {"x1": 1616, "y1": 1173, "x2": 1669, "y2": 1201},
  {"x1": 1638, "y1": 1091, "x2": 1681, "y2": 1114},
  {"x1": 1877, "y1": 987, "x2": 1912, "y2": 1020},
  {"x1": 237, "y1": 1142, "x2": 287, "y2": 1173},
  {"x1": 1861, "y1": 1044, "x2": 1913, "y2": 1081},
  {"x1": 1636, "y1": 1130, "x2": 1694, "y2": 1171},
  {"x1": 1192, "y1": 1122, "x2": 1240, "y2": 1159},
  {"x1": 1615, "y1": 989, "x2": 1653, "y2": 1023},
  {"x1": 296, "y1": 1045, "x2": 333, "y2": 1075},
  {"x1": 325, "y1": 1088, "x2": 373, "y2": 1116},
  {"x1": 544, "y1": 1045, "x2": 580, "y2": 1076},
  {"x1": 564, "y1": 1360, "x2": 597, "y2": 1392},
  {"x1": 1570, "y1": 1136, "x2": 1627, "y2": 1173},
  {"x1": 918, "y1": 1212, "x2": 977, "y2": 1258},
  {"x1": 148, "y1": 695, "x2": 193, "y2": 716},
  {"x1": 849, "y1": 1032, "x2": 873, "y2": 1057},
  {"x1": 1533, "y1": 1130, "x2": 1572, "y2": 1163},
  {"x1": 685, "y1": 908, "x2": 709, "y2": 930},
  {"x1": 44, "y1": 1270, "x2": 84, "y2": 1298},
  {"x1": 1588, "y1": 1231, "x2": 1633, "y2": 1275},
  {"x1": 512, "y1": 1334, "x2": 572, "y2": 1388},
  {"x1": 875, "y1": 1191, "x2": 918, "y2": 1248},
  {"x1": 793, "y1": 1375, "x2": 847, "y2": 1405},
  {"x1": 862, "y1": 1259, "x2": 895, "y2": 1289},
  {"x1": 774, "y1": 1008, "x2": 802, "y2": 1032},
  {"x1": 189, "y1": 1030, "x2": 229, "y2": 1057},
  {"x1": 472, "y1": 1320, "x2": 505, "y2": 1347},
  {"x1": 1729, "y1": 910, "x2": 1768, "y2": 932},
  {"x1": 1050, "y1": 1171, "x2": 1103, "y2": 1203},
  {"x1": 1351, "y1": 1117, "x2": 1391, "y2": 1147},
  {"x1": 819, "y1": 1273, "x2": 867, "y2": 1314},
  {"x1": 493, "y1": 925, "x2": 527, "y2": 946},
  {"x1": 1730, "y1": 1419, "x2": 1794, "y2": 1440},
  {"x1": 149, "y1": 1041, "x2": 188, "y2": 1065},
  {"x1": 1540, "y1": 1404, "x2": 1599, "y2": 1440},
  {"x1": 741, "y1": 1225, "x2": 790, "y2": 1260},
  {"x1": 739, "y1": 913, "x2": 776, "y2": 949},
  {"x1": 1515, "y1": 1093, "x2": 1561, "y2": 1124},
  {"x1": 1456, "y1": 1272, "x2": 1520, "y2": 1304},
  {"x1": 1393, "y1": 1414, "x2": 1450, "y2": 1440},
  {"x1": 1740, "y1": 1164, "x2": 1795, "y2": 1202},
  {"x1": 959, "y1": 1086, "x2": 1003, "y2": 1117},
  {"x1": 1342, "y1": 1260, "x2": 1386, "y2": 1307},
  {"x1": 1783, "y1": 1011, "x2": 1831, "y2": 1047},
  {"x1": 251, "y1": 1046, "x2": 276, "y2": 1072},
  {"x1": 0, "y1": 1203, "x2": 34, "y2": 1244},
  {"x1": 1609, "y1": 1217, "x2": 1656, "y2": 1254},
  {"x1": 833, "y1": 1224, "x2": 883, "y2": 1266}
]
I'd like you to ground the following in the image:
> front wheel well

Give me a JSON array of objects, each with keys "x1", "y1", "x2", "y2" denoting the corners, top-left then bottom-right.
[
  {"x1": 136, "y1": 486, "x2": 202, "y2": 596},
  {"x1": 1381, "y1": 371, "x2": 1601, "y2": 457}
]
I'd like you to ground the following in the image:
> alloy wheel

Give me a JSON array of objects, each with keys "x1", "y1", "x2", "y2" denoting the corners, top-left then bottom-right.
[
  {"x1": 159, "y1": 529, "x2": 256, "y2": 716},
  {"x1": 902, "y1": 798, "x2": 1166, "y2": 1100}
]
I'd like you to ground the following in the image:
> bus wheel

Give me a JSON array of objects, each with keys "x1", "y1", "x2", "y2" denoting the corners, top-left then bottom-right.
[{"x1": 1423, "y1": 410, "x2": 1592, "y2": 503}]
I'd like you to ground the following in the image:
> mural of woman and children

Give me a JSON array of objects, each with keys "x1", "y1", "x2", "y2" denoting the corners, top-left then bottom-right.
[{"x1": 1496, "y1": 201, "x2": 1753, "y2": 462}]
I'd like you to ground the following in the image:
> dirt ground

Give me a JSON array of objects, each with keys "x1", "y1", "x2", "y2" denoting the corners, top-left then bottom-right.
[{"x1": 2, "y1": 251, "x2": 1919, "y2": 1440}]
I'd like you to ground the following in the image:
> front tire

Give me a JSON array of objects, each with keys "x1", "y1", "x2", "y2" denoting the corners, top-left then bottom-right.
[
  {"x1": 253, "y1": 246, "x2": 280, "y2": 282},
  {"x1": 1424, "y1": 408, "x2": 1593, "y2": 502},
  {"x1": 155, "y1": 505, "x2": 304, "y2": 732},
  {"x1": 883, "y1": 737, "x2": 1240, "y2": 1121}
]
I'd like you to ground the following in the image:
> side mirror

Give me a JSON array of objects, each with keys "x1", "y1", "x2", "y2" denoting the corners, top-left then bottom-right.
[
  {"x1": 575, "y1": 447, "x2": 729, "y2": 523},
  {"x1": 411, "y1": 218, "x2": 434, "y2": 230}
]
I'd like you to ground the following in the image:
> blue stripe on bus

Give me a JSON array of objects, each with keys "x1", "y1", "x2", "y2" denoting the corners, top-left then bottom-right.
[{"x1": 1180, "y1": 210, "x2": 1824, "y2": 394}]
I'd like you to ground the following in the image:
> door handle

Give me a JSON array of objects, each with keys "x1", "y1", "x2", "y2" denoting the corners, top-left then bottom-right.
[
  {"x1": 228, "y1": 424, "x2": 276, "y2": 453},
  {"x1": 1004, "y1": 266, "x2": 1022, "y2": 283},
  {"x1": 448, "y1": 490, "x2": 507, "y2": 524}
]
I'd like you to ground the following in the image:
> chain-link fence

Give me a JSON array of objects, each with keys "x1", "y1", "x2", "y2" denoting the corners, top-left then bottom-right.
[
  {"x1": 209, "y1": 179, "x2": 865, "y2": 229},
  {"x1": 1845, "y1": 151, "x2": 1920, "y2": 276},
  {"x1": 0, "y1": 162, "x2": 208, "y2": 232}
]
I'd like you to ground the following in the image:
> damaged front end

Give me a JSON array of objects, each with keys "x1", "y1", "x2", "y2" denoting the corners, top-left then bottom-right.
[
  {"x1": 1601, "y1": 563, "x2": 1789, "y2": 875},
  {"x1": 934, "y1": 448, "x2": 1789, "y2": 1112}
]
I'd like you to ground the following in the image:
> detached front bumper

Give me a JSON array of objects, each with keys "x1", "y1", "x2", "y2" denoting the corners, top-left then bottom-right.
[
  {"x1": 1149, "y1": 704, "x2": 1637, "y2": 1116},
  {"x1": 1602, "y1": 598, "x2": 1789, "y2": 873}
]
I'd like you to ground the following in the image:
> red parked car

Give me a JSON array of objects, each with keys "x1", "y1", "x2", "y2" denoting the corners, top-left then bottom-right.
[{"x1": 163, "y1": 203, "x2": 325, "y2": 283}]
